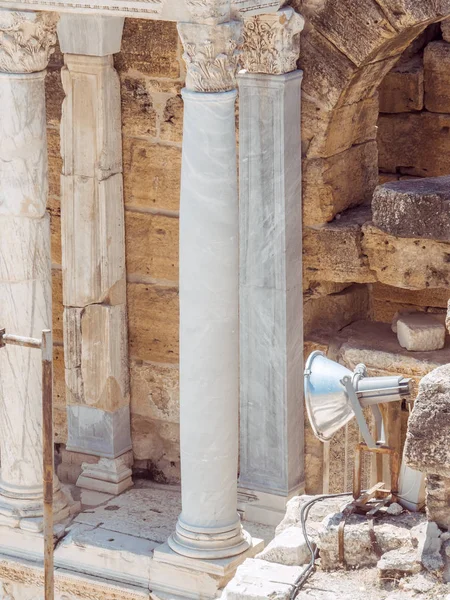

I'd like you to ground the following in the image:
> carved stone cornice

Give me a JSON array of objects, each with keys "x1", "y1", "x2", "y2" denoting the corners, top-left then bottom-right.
[
  {"x1": 0, "y1": 10, "x2": 58, "y2": 73},
  {"x1": 241, "y1": 6, "x2": 304, "y2": 74},
  {"x1": 185, "y1": 0, "x2": 230, "y2": 24},
  {"x1": 178, "y1": 20, "x2": 243, "y2": 93}
]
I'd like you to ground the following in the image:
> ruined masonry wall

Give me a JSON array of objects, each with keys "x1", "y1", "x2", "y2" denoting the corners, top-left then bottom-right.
[
  {"x1": 376, "y1": 24, "x2": 450, "y2": 324},
  {"x1": 47, "y1": 20, "x2": 183, "y2": 483}
]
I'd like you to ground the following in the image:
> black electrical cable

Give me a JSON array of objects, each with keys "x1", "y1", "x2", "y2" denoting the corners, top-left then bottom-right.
[{"x1": 289, "y1": 493, "x2": 354, "y2": 600}]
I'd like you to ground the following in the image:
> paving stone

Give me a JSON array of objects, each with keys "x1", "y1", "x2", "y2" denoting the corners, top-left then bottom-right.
[
  {"x1": 396, "y1": 314, "x2": 445, "y2": 352},
  {"x1": 372, "y1": 176, "x2": 450, "y2": 241}
]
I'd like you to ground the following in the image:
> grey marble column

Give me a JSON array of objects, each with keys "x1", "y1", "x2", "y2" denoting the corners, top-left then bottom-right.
[
  {"x1": 163, "y1": 17, "x2": 252, "y2": 561},
  {"x1": 238, "y1": 7, "x2": 305, "y2": 526}
]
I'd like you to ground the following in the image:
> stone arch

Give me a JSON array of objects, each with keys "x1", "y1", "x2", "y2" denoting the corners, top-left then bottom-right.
[{"x1": 292, "y1": 0, "x2": 450, "y2": 225}]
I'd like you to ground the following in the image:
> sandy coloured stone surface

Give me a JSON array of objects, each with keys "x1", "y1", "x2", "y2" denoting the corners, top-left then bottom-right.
[
  {"x1": 396, "y1": 314, "x2": 445, "y2": 352},
  {"x1": 379, "y1": 54, "x2": 423, "y2": 113},
  {"x1": 424, "y1": 41, "x2": 450, "y2": 113},
  {"x1": 372, "y1": 177, "x2": 450, "y2": 241},
  {"x1": 405, "y1": 364, "x2": 450, "y2": 478}
]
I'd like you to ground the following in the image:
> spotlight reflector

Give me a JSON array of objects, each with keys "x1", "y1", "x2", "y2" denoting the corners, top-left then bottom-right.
[{"x1": 304, "y1": 351, "x2": 411, "y2": 448}]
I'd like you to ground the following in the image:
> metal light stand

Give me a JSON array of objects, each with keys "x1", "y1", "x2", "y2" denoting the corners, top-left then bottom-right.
[{"x1": 0, "y1": 328, "x2": 54, "y2": 600}]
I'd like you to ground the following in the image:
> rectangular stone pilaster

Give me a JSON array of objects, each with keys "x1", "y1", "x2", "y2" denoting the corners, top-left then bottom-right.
[
  {"x1": 58, "y1": 17, "x2": 132, "y2": 494},
  {"x1": 238, "y1": 70, "x2": 304, "y2": 526}
]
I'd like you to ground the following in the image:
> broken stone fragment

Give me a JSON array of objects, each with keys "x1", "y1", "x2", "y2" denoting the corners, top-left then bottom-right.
[
  {"x1": 410, "y1": 521, "x2": 444, "y2": 573},
  {"x1": 317, "y1": 511, "x2": 424, "y2": 570},
  {"x1": 404, "y1": 364, "x2": 450, "y2": 478},
  {"x1": 399, "y1": 572, "x2": 437, "y2": 594},
  {"x1": 387, "y1": 502, "x2": 404, "y2": 516},
  {"x1": 255, "y1": 526, "x2": 312, "y2": 566},
  {"x1": 220, "y1": 559, "x2": 304, "y2": 600},
  {"x1": 425, "y1": 474, "x2": 450, "y2": 531},
  {"x1": 396, "y1": 313, "x2": 445, "y2": 352},
  {"x1": 372, "y1": 176, "x2": 450, "y2": 242},
  {"x1": 377, "y1": 547, "x2": 422, "y2": 578}
]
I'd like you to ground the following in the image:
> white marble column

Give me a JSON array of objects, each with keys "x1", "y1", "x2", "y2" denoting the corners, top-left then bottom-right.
[
  {"x1": 0, "y1": 9, "x2": 69, "y2": 532},
  {"x1": 165, "y1": 16, "x2": 251, "y2": 560},
  {"x1": 57, "y1": 15, "x2": 133, "y2": 495},
  {"x1": 238, "y1": 7, "x2": 305, "y2": 526}
]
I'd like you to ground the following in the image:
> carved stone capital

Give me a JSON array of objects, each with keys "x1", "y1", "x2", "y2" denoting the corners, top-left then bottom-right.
[
  {"x1": 0, "y1": 10, "x2": 58, "y2": 73},
  {"x1": 242, "y1": 7, "x2": 304, "y2": 74},
  {"x1": 178, "y1": 20, "x2": 243, "y2": 93}
]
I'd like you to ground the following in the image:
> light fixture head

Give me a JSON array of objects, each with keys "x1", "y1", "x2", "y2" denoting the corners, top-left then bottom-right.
[{"x1": 304, "y1": 351, "x2": 411, "y2": 448}]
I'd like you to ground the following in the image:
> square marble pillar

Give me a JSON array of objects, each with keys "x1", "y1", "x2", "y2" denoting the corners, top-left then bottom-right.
[{"x1": 238, "y1": 70, "x2": 304, "y2": 526}]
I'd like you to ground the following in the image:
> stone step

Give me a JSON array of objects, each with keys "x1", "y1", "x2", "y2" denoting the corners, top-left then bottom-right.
[{"x1": 372, "y1": 176, "x2": 450, "y2": 242}]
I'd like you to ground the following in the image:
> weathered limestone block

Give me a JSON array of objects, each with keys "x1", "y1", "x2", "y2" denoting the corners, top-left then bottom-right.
[
  {"x1": 424, "y1": 41, "x2": 450, "y2": 113},
  {"x1": 115, "y1": 19, "x2": 181, "y2": 79},
  {"x1": 125, "y1": 211, "x2": 179, "y2": 281},
  {"x1": 318, "y1": 512, "x2": 424, "y2": 570},
  {"x1": 362, "y1": 223, "x2": 450, "y2": 289},
  {"x1": 304, "y1": 284, "x2": 370, "y2": 337},
  {"x1": 379, "y1": 55, "x2": 423, "y2": 113},
  {"x1": 297, "y1": 0, "x2": 398, "y2": 67},
  {"x1": 426, "y1": 475, "x2": 450, "y2": 531},
  {"x1": 123, "y1": 139, "x2": 181, "y2": 212},
  {"x1": 303, "y1": 205, "x2": 375, "y2": 286},
  {"x1": 373, "y1": 176, "x2": 450, "y2": 242},
  {"x1": 255, "y1": 527, "x2": 310, "y2": 566},
  {"x1": 303, "y1": 141, "x2": 378, "y2": 225},
  {"x1": 442, "y1": 18, "x2": 450, "y2": 43},
  {"x1": 411, "y1": 521, "x2": 444, "y2": 573},
  {"x1": 127, "y1": 282, "x2": 179, "y2": 364},
  {"x1": 302, "y1": 94, "x2": 378, "y2": 159},
  {"x1": 373, "y1": 283, "x2": 450, "y2": 310},
  {"x1": 377, "y1": 548, "x2": 421, "y2": 578},
  {"x1": 405, "y1": 364, "x2": 450, "y2": 478},
  {"x1": 221, "y1": 559, "x2": 304, "y2": 600},
  {"x1": 378, "y1": 113, "x2": 450, "y2": 177},
  {"x1": 396, "y1": 314, "x2": 445, "y2": 352},
  {"x1": 130, "y1": 360, "x2": 179, "y2": 423}
]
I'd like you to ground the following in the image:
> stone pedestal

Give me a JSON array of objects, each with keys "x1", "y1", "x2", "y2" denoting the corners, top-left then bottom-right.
[
  {"x1": 238, "y1": 68, "x2": 305, "y2": 526},
  {"x1": 0, "y1": 10, "x2": 69, "y2": 532},
  {"x1": 58, "y1": 15, "x2": 132, "y2": 495}
]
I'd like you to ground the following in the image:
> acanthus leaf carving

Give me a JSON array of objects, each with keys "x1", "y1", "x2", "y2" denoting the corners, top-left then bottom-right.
[
  {"x1": 241, "y1": 6, "x2": 304, "y2": 74},
  {"x1": 0, "y1": 10, "x2": 58, "y2": 73},
  {"x1": 178, "y1": 20, "x2": 243, "y2": 93}
]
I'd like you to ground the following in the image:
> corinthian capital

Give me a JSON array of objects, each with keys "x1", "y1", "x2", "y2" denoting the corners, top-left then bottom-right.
[
  {"x1": 178, "y1": 20, "x2": 243, "y2": 93},
  {"x1": 242, "y1": 7, "x2": 304, "y2": 74},
  {"x1": 0, "y1": 10, "x2": 58, "y2": 73}
]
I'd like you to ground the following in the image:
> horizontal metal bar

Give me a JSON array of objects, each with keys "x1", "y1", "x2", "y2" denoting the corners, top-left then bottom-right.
[{"x1": 0, "y1": 332, "x2": 42, "y2": 349}]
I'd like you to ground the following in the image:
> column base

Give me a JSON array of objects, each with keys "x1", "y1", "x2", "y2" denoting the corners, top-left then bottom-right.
[
  {"x1": 237, "y1": 485, "x2": 304, "y2": 527},
  {"x1": 168, "y1": 515, "x2": 251, "y2": 560},
  {"x1": 76, "y1": 452, "x2": 133, "y2": 495},
  {"x1": 0, "y1": 488, "x2": 70, "y2": 532},
  {"x1": 152, "y1": 537, "x2": 264, "y2": 600}
]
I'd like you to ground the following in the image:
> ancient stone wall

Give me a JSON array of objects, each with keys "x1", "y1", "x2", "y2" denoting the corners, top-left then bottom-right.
[{"x1": 47, "y1": 19, "x2": 183, "y2": 483}]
